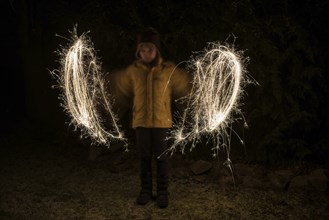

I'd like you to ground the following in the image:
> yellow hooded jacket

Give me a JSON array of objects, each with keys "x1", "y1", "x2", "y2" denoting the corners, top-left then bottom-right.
[{"x1": 109, "y1": 58, "x2": 192, "y2": 128}]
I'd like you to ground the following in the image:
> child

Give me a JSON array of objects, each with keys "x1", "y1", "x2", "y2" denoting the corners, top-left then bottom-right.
[{"x1": 111, "y1": 27, "x2": 191, "y2": 208}]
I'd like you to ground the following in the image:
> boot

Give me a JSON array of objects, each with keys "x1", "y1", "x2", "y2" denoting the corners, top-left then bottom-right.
[
  {"x1": 136, "y1": 159, "x2": 152, "y2": 205},
  {"x1": 156, "y1": 160, "x2": 169, "y2": 208}
]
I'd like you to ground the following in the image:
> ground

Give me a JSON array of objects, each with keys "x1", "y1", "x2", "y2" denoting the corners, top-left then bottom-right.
[{"x1": 1, "y1": 123, "x2": 328, "y2": 220}]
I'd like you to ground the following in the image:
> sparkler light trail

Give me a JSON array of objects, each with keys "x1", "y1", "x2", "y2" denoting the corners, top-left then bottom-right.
[
  {"x1": 51, "y1": 29, "x2": 125, "y2": 148},
  {"x1": 165, "y1": 43, "x2": 248, "y2": 162}
]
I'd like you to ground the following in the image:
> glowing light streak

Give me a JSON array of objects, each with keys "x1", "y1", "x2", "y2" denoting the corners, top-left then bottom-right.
[
  {"x1": 165, "y1": 43, "x2": 248, "y2": 161},
  {"x1": 52, "y1": 29, "x2": 125, "y2": 148}
]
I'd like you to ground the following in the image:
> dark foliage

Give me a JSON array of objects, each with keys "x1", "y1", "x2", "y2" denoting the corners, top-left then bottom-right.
[{"x1": 11, "y1": 0, "x2": 329, "y2": 164}]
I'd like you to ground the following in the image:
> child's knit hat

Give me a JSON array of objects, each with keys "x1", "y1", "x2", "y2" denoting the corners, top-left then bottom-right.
[{"x1": 136, "y1": 27, "x2": 161, "y2": 54}]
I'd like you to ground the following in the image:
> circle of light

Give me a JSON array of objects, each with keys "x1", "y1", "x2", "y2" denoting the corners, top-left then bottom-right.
[
  {"x1": 167, "y1": 43, "x2": 244, "y2": 158},
  {"x1": 53, "y1": 32, "x2": 125, "y2": 147}
]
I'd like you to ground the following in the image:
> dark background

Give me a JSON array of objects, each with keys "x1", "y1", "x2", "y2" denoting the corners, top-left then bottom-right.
[{"x1": 2, "y1": 0, "x2": 329, "y2": 165}]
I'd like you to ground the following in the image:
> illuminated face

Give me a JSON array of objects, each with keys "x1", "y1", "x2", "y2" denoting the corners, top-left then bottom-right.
[{"x1": 138, "y1": 43, "x2": 157, "y2": 64}]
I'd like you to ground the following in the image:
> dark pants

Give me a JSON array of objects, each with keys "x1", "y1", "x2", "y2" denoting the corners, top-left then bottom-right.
[
  {"x1": 136, "y1": 127, "x2": 169, "y2": 192},
  {"x1": 135, "y1": 127, "x2": 169, "y2": 161}
]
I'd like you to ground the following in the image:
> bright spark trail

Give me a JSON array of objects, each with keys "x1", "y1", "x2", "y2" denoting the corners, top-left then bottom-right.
[
  {"x1": 164, "y1": 43, "x2": 248, "y2": 168},
  {"x1": 51, "y1": 29, "x2": 125, "y2": 148}
]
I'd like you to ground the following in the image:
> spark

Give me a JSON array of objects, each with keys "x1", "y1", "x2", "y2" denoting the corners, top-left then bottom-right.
[
  {"x1": 164, "y1": 42, "x2": 249, "y2": 160},
  {"x1": 51, "y1": 28, "x2": 125, "y2": 148}
]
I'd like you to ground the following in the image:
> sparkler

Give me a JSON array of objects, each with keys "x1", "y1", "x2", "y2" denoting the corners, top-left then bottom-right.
[
  {"x1": 165, "y1": 43, "x2": 248, "y2": 164},
  {"x1": 51, "y1": 28, "x2": 125, "y2": 148}
]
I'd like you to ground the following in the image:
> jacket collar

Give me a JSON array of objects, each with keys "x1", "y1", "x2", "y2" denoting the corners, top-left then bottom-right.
[{"x1": 134, "y1": 57, "x2": 164, "y2": 71}]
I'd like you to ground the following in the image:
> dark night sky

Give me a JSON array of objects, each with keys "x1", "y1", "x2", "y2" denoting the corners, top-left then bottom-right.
[{"x1": 1, "y1": 0, "x2": 329, "y2": 163}]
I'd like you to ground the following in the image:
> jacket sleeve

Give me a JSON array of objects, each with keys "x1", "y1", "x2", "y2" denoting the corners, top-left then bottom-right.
[
  {"x1": 106, "y1": 68, "x2": 133, "y2": 118},
  {"x1": 170, "y1": 67, "x2": 193, "y2": 101},
  {"x1": 170, "y1": 67, "x2": 193, "y2": 113}
]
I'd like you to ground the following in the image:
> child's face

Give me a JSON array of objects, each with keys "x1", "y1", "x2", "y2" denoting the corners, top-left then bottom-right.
[{"x1": 139, "y1": 43, "x2": 157, "y2": 64}]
